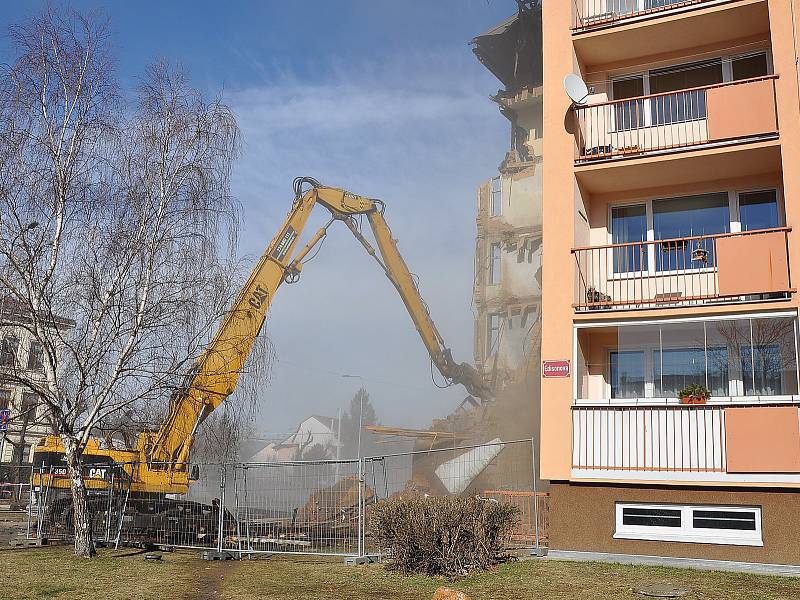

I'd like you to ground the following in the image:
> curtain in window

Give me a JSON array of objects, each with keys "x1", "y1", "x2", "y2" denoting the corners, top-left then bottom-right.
[
  {"x1": 612, "y1": 204, "x2": 647, "y2": 273},
  {"x1": 611, "y1": 351, "x2": 645, "y2": 398}
]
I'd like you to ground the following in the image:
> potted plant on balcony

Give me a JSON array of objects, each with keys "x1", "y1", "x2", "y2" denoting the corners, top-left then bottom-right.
[{"x1": 678, "y1": 384, "x2": 710, "y2": 405}]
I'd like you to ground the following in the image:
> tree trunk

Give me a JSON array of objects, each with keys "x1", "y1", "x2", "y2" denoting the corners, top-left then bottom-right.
[{"x1": 62, "y1": 436, "x2": 96, "y2": 558}]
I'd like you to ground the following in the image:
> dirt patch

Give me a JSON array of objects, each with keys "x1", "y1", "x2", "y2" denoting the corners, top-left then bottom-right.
[
  {"x1": 0, "y1": 510, "x2": 28, "y2": 546},
  {"x1": 184, "y1": 559, "x2": 238, "y2": 600}
]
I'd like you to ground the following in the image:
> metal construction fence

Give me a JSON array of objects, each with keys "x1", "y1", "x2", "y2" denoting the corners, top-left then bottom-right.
[
  {"x1": 28, "y1": 438, "x2": 548, "y2": 559},
  {"x1": 1, "y1": 464, "x2": 33, "y2": 509}
]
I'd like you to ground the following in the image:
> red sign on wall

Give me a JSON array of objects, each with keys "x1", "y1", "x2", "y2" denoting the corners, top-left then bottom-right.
[{"x1": 542, "y1": 360, "x2": 570, "y2": 378}]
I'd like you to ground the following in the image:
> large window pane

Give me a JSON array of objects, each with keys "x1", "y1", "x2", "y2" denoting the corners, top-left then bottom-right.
[
  {"x1": 611, "y1": 351, "x2": 645, "y2": 399},
  {"x1": 654, "y1": 193, "x2": 729, "y2": 271},
  {"x1": 706, "y1": 319, "x2": 750, "y2": 397},
  {"x1": 612, "y1": 204, "x2": 647, "y2": 273},
  {"x1": 706, "y1": 347, "x2": 730, "y2": 397},
  {"x1": 654, "y1": 348, "x2": 704, "y2": 397},
  {"x1": 657, "y1": 321, "x2": 708, "y2": 396},
  {"x1": 742, "y1": 317, "x2": 798, "y2": 395},
  {"x1": 739, "y1": 190, "x2": 779, "y2": 232},
  {"x1": 614, "y1": 325, "x2": 660, "y2": 398}
]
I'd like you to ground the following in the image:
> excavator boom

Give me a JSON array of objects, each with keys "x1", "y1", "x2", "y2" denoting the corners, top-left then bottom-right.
[{"x1": 34, "y1": 177, "x2": 491, "y2": 493}]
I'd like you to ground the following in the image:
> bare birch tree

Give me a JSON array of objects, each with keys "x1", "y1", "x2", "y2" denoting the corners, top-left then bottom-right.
[{"x1": 0, "y1": 8, "x2": 266, "y2": 557}]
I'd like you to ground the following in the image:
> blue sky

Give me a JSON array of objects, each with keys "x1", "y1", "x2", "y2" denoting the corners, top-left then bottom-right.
[{"x1": 0, "y1": 1, "x2": 514, "y2": 446}]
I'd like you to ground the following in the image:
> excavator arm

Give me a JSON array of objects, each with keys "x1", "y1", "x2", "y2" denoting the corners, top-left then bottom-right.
[
  {"x1": 342, "y1": 210, "x2": 492, "y2": 402},
  {"x1": 148, "y1": 178, "x2": 491, "y2": 468}
]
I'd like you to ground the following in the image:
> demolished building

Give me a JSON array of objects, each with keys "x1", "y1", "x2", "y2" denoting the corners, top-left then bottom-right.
[{"x1": 472, "y1": 0, "x2": 543, "y2": 391}]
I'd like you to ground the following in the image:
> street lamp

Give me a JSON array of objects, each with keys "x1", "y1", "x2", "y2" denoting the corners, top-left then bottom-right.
[{"x1": 342, "y1": 374, "x2": 364, "y2": 460}]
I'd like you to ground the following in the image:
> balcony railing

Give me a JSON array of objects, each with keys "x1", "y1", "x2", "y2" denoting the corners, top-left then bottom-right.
[
  {"x1": 573, "y1": 76, "x2": 778, "y2": 163},
  {"x1": 573, "y1": 0, "x2": 714, "y2": 32},
  {"x1": 573, "y1": 227, "x2": 792, "y2": 311},
  {"x1": 572, "y1": 405, "x2": 727, "y2": 473}
]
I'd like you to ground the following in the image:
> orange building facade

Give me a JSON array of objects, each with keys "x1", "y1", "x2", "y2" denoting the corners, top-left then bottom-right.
[{"x1": 541, "y1": 0, "x2": 800, "y2": 565}]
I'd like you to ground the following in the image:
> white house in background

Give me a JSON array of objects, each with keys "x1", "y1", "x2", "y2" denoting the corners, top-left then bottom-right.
[{"x1": 251, "y1": 415, "x2": 340, "y2": 462}]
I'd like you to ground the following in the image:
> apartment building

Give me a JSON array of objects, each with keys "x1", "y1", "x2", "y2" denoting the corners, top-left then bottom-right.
[
  {"x1": 0, "y1": 298, "x2": 69, "y2": 474},
  {"x1": 472, "y1": 1, "x2": 543, "y2": 390},
  {"x1": 542, "y1": 1, "x2": 800, "y2": 565}
]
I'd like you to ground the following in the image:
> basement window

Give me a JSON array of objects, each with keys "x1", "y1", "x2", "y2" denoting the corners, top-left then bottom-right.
[{"x1": 615, "y1": 503, "x2": 762, "y2": 546}]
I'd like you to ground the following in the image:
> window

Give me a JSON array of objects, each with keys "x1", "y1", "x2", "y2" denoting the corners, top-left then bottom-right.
[
  {"x1": 739, "y1": 190, "x2": 779, "y2": 232},
  {"x1": 486, "y1": 314, "x2": 501, "y2": 356},
  {"x1": 654, "y1": 347, "x2": 705, "y2": 397},
  {"x1": 612, "y1": 76, "x2": 645, "y2": 130},
  {"x1": 584, "y1": 315, "x2": 799, "y2": 403},
  {"x1": 610, "y1": 189, "x2": 781, "y2": 274},
  {"x1": 0, "y1": 336, "x2": 19, "y2": 368},
  {"x1": 490, "y1": 177, "x2": 502, "y2": 217},
  {"x1": 653, "y1": 193, "x2": 729, "y2": 272},
  {"x1": 26, "y1": 342, "x2": 44, "y2": 372},
  {"x1": 0, "y1": 389, "x2": 9, "y2": 410},
  {"x1": 615, "y1": 503, "x2": 763, "y2": 546},
  {"x1": 732, "y1": 53, "x2": 769, "y2": 81},
  {"x1": 489, "y1": 243, "x2": 502, "y2": 285},
  {"x1": 742, "y1": 344, "x2": 784, "y2": 396},
  {"x1": 650, "y1": 60, "x2": 722, "y2": 125},
  {"x1": 608, "y1": 0, "x2": 704, "y2": 17},
  {"x1": 20, "y1": 393, "x2": 38, "y2": 422},
  {"x1": 610, "y1": 351, "x2": 645, "y2": 399},
  {"x1": 610, "y1": 51, "x2": 771, "y2": 131},
  {"x1": 611, "y1": 204, "x2": 646, "y2": 273}
]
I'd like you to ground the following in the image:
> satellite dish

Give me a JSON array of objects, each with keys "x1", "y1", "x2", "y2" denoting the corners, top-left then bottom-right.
[{"x1": 564, "y1": 73, "x2": 590, "y2": 105}]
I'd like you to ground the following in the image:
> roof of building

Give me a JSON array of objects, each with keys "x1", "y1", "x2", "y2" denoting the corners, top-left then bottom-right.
[
  {"x1": 306, "y1": 415, "x2": 337, "y2": 430},
  {"x1": 472, "y1": 1, "x2": 543, "y2": 91}
]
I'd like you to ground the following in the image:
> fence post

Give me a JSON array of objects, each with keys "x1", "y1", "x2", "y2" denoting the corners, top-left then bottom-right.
[
  {"x1": 243, "y1": 466, "x2": 252, "y2": 556},
  {"x1": 25, "y1": 466, "x2": 37, "y2": 539},
  {"x1": 114, "y1": 470, "x2": 132, "y2": 550},
  {"x1": 217, "y1": 464, "x2": 226, "y2": 554},
  {"x1": 36, "y1": 466, "x2": 53, "y2": 540},
  {"x1": 357, "y1": 457, "x2": 364, "y2": 558},
  {"x1": 531, "y1": 437, "x2": 543, "y2": 555},
  {"x1": 233, "y1": 466, "x2": 242, "y2": 558},
  {"x1": 104, "y1": 470, "x2": 115, "y2": 543}
]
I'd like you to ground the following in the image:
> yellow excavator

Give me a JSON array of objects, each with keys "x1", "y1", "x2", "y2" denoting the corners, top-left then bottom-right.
[{"x1": 32, "y1": 178, "x2": 491, "y2": 526}]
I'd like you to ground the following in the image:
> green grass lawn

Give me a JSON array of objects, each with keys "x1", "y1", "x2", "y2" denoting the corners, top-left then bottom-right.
[{"x1": 2, "y1": 547, "x2": 799, "y2": 600}]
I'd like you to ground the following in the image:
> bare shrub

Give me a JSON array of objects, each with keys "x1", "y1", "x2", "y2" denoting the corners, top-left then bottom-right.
[{"x1": 370, "y1": 495, "x2": 519, "y2": 578}]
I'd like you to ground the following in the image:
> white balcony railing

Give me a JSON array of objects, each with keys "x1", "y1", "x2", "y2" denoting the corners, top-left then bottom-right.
[
  {"x1": 573, "y1": 76, "x2": 778, "y2": 163},
  {"x1": 572, "y1": 405, "x2": 727, "y2": 473},
  {"x1": 573, "y1": 0, "x2": 715, "y2": 32}
]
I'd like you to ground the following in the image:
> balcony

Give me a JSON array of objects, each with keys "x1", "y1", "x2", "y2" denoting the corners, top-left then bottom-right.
[
  {"x1": 572, "y1": 404, "x2": 800, "y2": 483},
  {"x1": 574, "y1": 76, "x2": 778, "y2": 164},
  {"x1": 574, "y1": 0, "x2": 717, "y2": 32},
  {"x1": 573, "y1": 227, "x2": 792, "y2": 312}
]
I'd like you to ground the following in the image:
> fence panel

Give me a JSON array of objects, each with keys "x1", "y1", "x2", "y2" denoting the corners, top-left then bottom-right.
[
  {"x1": 29, "y1": 440, "x2": 548, "y2": 557},
  {"x1": 232, "y1": 459, "x2": 362, "y2": 557},
  {"x1": 363, "y1": 439, "x2": 547, "y2": 554}
]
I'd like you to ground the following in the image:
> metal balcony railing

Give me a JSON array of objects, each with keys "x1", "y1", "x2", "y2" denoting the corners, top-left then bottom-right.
[
  {"x1": 572, "y1": 405, "x2": 727, "y2": 473},
  {"x1": 573, "y1": 76, "x2": 778, "y2": 163},
  {"x1": 573, "y1": 0, "x2": 714, "y2": 32},
  {"x1": 573, "y1": 227, "x2": 792, "y2": 311}
]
